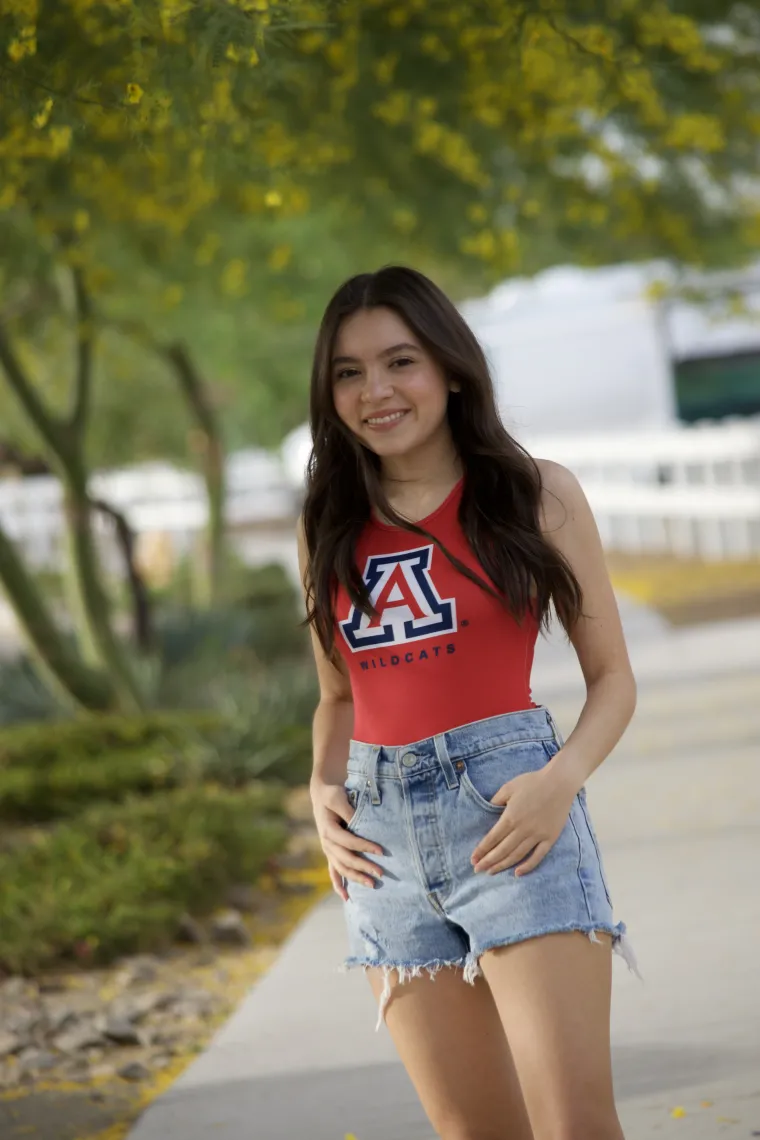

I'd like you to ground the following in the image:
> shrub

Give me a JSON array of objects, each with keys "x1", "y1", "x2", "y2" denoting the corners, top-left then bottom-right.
[
  {"x1": 0, "y1": 672, "x2": 319, "y2": 822},
  {"x1": 195, "y1": 661, "x2": 318, "y2": 788},
  {"x1": 0, "y1": 655, "x2": 65, "y2": 727},
  {"x1": 0, "y1": 783, "x2": 287, "y2": 974},
  {"x1": 0, "y1": 710, "x2": 226, "y2": 772},
  {"x1": 0, "y1": 710, "x2": 228, "y2": 822}
]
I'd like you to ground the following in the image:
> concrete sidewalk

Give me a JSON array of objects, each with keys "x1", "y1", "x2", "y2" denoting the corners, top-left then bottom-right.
[{"x1": 127, "y1": 608, "x2": 760, "y2": 1140}]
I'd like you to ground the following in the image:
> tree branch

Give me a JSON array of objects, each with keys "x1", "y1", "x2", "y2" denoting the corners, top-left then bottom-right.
[
  {"x1": 91, "y1": 498, "x2": 154, "y2": 654},
  {"x1": 164, "y1": 342, "x2": 217, "y2": 437},
  {"x1": 0, "y1": 320, "x2": 65, "y2": 459},
  {"x1": 69, "y1": 267, "x2": 93, "y2": 435}
]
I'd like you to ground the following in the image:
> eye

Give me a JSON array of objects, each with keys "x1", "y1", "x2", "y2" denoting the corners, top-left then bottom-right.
[
  {"x1": 334, "y1": 367, "x2": 361, "y2": 382},
  {"x1": 390, "y1": 356, "x2": 414, "y2": 369}
]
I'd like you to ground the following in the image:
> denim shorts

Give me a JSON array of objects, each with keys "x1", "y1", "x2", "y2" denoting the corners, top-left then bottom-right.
[{"x1": 342, "y1": 706, "x2": 637, "y2": 1028}]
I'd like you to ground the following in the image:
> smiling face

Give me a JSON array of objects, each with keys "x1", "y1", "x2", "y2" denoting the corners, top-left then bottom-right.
[{"x1": 331, "y1": 306, "x2": 457, "y2": 465}]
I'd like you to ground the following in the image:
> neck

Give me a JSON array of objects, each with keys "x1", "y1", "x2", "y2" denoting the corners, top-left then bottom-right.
[{"x1": 379, "y1": 431, "x2": 462, "y2": 494}]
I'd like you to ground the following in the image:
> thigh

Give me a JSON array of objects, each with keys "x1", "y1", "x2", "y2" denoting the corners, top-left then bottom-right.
[
  {"x1": 367, "y1": 967, "x2": 533, "y2": 1140},
  {"x1": 479, "y1": 932, "x2": 624, "y2": 1140}
]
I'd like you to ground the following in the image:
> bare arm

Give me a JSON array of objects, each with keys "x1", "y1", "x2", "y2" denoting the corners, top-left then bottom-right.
[
  {"x1": 296, "y1": 516, "x2": 355, "y2": 787},
  {"x1": 296, "y1": 519, "x2": 383, "y2": 895},
  {"x1": 537, "y1": 459, "x2": 637, "y2": 794}
]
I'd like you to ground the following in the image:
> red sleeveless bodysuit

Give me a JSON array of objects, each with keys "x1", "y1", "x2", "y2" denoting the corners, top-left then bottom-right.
[{"x1": 334, "y1": 479, "x2": 539, "y2": 746}]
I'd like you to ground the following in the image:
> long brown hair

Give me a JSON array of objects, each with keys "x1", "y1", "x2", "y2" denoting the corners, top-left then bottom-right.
[{"x1": 301, "y1": 266, "x2": 583, "y2": 656}]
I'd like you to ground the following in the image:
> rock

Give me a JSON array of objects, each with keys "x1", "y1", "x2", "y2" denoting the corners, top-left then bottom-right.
[
  {"x1": 211, "y1": 910, "x2": 251, "y2": 946},
  {"x1": 47, "y1": 1008, "x2": 78, "y2": 1035},
  {"x1": 53, "y1": 1023, "x2": 104, "y2": 1053},
  {"x1": 1, "y1": 977, "x2": 29, "y2": 1000},
  {"x1": 110, "y1": 990, "x2": 165, "y2": 1023},
  {"x1": 177, "y1": 913, "x2": 205, "y2": 944},
  {"x1": 224, "y1": 883, "x2": 264, "y2": 914},
  {"x1": 118, "y1": 1060, "x2": 150, "y2": 1082},
  {"x1": 19, "y1": 1049, "x2": 58, "y2": 1074},
  {"x1": 7, "y1": 1008, "x2": 42, "y2": 1036},
  {"x1": 89, "y1": 1062, "x2": 116, "y2": 1081},
  {"x1": 119, "y1": 955, "x2": 160, "y2": 985},
  {"x1": 103, "y1": 1018, "x2": 143, "y2": 1046},
  {"x1": 150, "y1": 1053, "x2": 171, "y2": 1070},
  {"x1": 0, "y1": 1031, "x2": 21, "y2": 1058},
  {"x1": 165, "y1": 992, "x2": 214, "y2": 1021},
  {"x1": 38, "y1": 978, "x2": 67, "y2": 994}
]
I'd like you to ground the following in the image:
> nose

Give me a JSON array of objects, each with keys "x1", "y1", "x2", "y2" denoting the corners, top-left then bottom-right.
[{"x1": 360, "y1": 365, "x2": 394, "y2": 404}]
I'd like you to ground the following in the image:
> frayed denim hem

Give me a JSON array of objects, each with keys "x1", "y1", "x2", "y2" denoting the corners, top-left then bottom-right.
[{"x1": 342, "y1": 921, "x2": 641, "y2": 1031}]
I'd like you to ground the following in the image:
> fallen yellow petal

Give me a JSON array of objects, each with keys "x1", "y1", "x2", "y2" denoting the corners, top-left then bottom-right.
[{"x1": 670, "y1": 1106, "x2": 687, "y2": 1119}]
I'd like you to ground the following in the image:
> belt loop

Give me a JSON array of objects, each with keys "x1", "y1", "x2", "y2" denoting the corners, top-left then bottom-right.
[
  {"x1": 368, "y1": 746, "x2": 381, "y2": 805},
  {"x1": 433, "y1": 733, "x2": 459, "y2": 790},
  {"x1": 544, "y1": 707, "x2": 565, "y2": 747}
]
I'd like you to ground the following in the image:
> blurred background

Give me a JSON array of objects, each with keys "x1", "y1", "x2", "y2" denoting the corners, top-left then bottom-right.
[{"x1": 0, "y1": 3, "x2": 758, "y2": 1138}]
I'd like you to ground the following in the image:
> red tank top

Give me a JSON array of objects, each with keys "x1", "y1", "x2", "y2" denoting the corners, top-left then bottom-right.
[{"x1": 335, "y1": 478, "x2": 538, "y2": 745}]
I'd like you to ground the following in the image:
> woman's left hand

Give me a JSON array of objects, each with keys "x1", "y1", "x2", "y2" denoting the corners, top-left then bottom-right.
[{"x1": 471, "y1": 764, "x2": 578, "y2": 876}]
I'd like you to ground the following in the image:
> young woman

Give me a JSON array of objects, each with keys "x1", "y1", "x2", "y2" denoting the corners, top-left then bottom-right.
[{"x1": 297, "y1": 266, "x2": 639, "y2": 1140}]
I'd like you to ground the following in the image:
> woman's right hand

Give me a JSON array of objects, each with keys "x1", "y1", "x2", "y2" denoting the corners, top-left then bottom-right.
[{"x1": 310, "y1": 780, "x2": 385, "y2": 901}]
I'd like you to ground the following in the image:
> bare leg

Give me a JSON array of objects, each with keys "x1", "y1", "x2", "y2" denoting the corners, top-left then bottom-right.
[
  {"x1": 367, "y1": 967, "x2": 534, "y2": 1140},
  {"x1": 479, "y1": 932, "x2": 624, "y2": 1140}
]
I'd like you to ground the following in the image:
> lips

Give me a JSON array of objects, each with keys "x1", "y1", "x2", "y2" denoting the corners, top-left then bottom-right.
[{"x1": 363, "y1": 409, "x2": 410, "y2": 428}]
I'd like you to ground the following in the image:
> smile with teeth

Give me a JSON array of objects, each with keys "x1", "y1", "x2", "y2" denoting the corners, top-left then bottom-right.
[{"x1": 365, "y1": 410, "x2": 409, "y2": 425}]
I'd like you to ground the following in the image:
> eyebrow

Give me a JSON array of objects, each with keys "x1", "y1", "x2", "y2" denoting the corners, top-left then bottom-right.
[{"x1": 332, "y1": 342, "x2": 420, "y2": 366}]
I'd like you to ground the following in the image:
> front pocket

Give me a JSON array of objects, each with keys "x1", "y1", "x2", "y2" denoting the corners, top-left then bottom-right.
[
  {"x1": 459, "y1": 767, "x2": 504, "y2": 814},
  {"x1": 458, "y1": 738, "x2": 552, "y2": 816},
  {"x1": 344, "y1": 778, "x2": 368, "y2": 832}
]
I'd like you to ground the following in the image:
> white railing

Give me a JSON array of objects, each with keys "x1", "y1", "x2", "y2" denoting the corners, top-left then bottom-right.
[
  {"x1": 0, "y1": 452, "x2": 299, "y2": 574},
  {"x1": 525, "y1": 418, "x2": 760, "y2": 559},
  {"x1": 2, "y1": 420, "x2": 759, "y2": 573}
]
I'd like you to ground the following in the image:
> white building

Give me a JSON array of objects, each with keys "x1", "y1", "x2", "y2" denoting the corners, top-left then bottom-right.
[{"x1": 459, "y1": 260, "x2": 760, "y2": 439}]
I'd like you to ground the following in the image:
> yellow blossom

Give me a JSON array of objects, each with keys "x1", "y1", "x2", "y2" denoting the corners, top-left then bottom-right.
[
  {"x1": 73, "y1": 209, "x2": 90, "y2": 233},
  {"x1": 162, "y1": 284, "x2": 184, "y2": 308},
  {"x1": 221, "y1": 259, "x2": 247, "y2": 297},
  {"x1": 48, "y1": 126, "x2": 72, "y2": 157},
  {"x1": 125, "y1": 83, "x2": 144, "y2": 105},
  {"x1": 267, "y1": 244, "x2": 292, "y2": 272},
  {"x1": 32, "y1": 96, "x2": 54, "y2": 129},
  {"x1": 264, "y1": 189, "x2": 282, "y2": 208}
]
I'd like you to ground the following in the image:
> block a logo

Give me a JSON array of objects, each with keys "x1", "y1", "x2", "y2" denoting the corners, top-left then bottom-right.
[{"x1": 339, "y1": 545, "x2": 457, "y2": 652}]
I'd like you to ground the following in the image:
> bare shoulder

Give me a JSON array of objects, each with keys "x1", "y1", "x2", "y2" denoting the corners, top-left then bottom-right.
[
  {"x1": 534, "y1": 458, "x2": 588, "y2": 535},
  {"x1": 295, "y1": 514, "x2": 309, "y2": 587}
]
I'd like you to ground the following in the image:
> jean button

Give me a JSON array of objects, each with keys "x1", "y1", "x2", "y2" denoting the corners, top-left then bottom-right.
[{"x1": 401, "y1": 752, "x2": 416, "y2": 768}]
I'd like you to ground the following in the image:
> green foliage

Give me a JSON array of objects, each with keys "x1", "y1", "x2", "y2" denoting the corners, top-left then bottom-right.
[
  {"x1": 154, "y1": 561, "x2": 307, "y2": 701},
  {"x1": 0, "y1": 709, "x2": 226, "y2": 772},
  {"x1": 196, "y1": 661, "x2": 318, "y2": 788},
  {"x1": 0, "y1": 784, "x2": 287, "y2": 974},
  {"x1": 0, "y1": 655, "x2": 63, "y2": 726}
]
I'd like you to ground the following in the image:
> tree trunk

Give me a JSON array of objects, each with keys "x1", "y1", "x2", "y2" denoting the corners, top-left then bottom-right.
[
  {"x1": 62, "y1": 479, "x2": 146, "y2": 713},
  {"x1": 165, "y1": 343, "x2": 227, "y2": 606},
  {"x1": 0, "y1": 522, "x2": 115, "y2": 712},
  {"x1": 0, "y1": 274, "x2": 147, "y2": 714}
]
